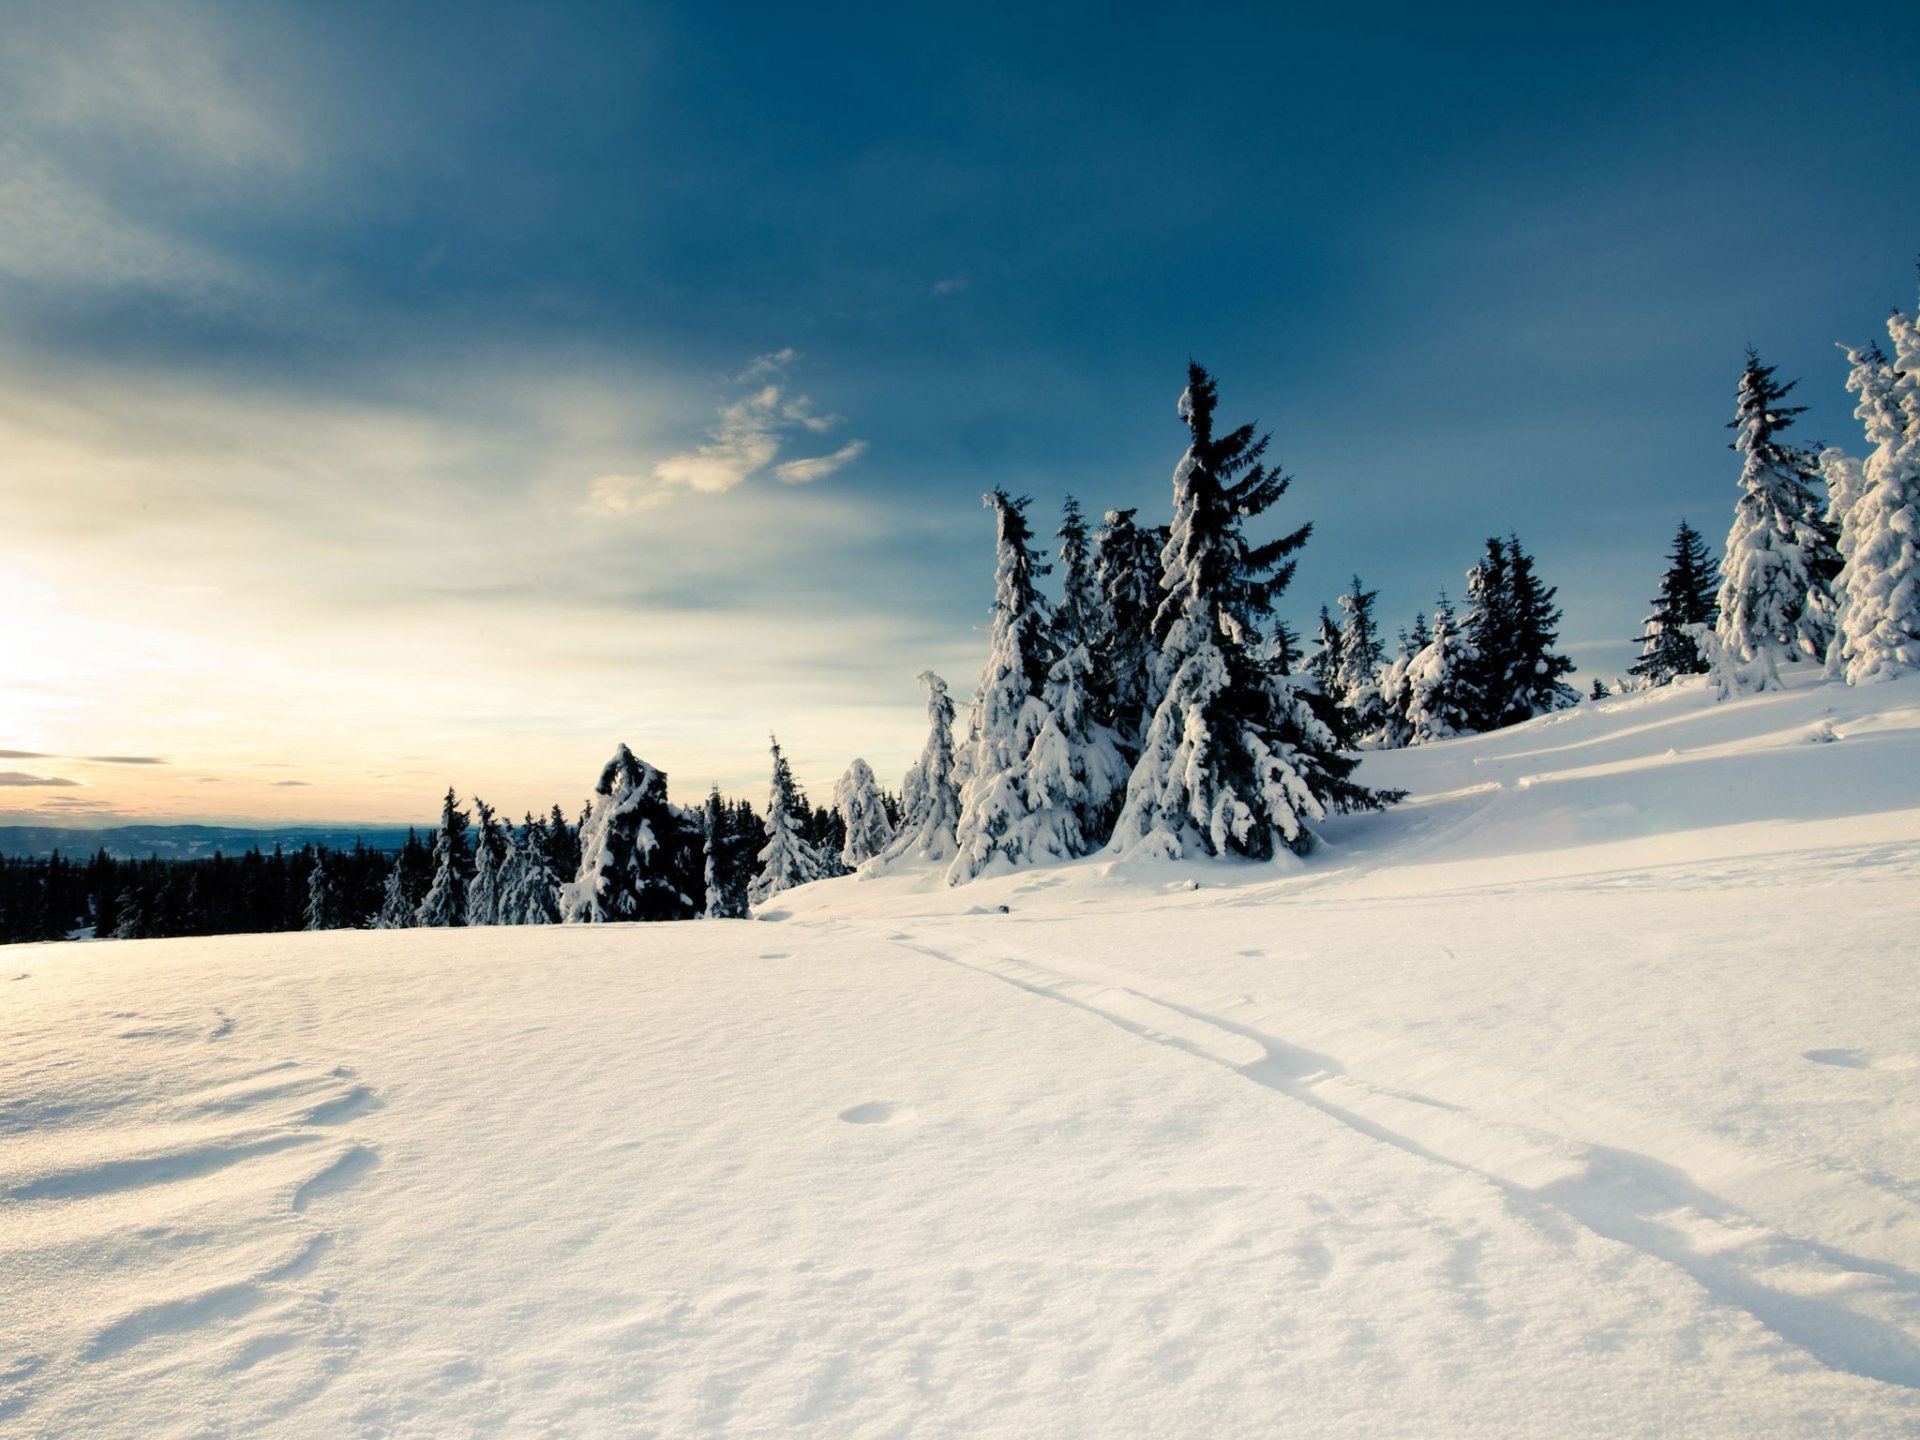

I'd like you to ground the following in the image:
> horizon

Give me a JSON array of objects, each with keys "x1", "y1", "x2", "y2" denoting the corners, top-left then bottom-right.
[{"x1": 4, "y1": 1, "x2": 1918, "y2": 827}]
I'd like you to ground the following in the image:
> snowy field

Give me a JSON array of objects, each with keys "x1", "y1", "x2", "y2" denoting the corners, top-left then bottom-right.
[{"x1": 4, "y1": 673, "x2": 1920, "y2": 1437}]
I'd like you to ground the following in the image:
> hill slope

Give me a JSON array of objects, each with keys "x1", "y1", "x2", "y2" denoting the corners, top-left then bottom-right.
[{"x1": 4, "y1": 673, "x2": 1919, "y2": 1437}]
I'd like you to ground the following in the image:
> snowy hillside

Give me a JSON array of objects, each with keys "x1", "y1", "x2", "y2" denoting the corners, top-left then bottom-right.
[{"x1": 5, "y1": 673, "x2": 1920, "y2": 1437}]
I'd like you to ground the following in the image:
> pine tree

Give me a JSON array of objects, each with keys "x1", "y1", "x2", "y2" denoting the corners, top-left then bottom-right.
[
  {"x1": 1589, "y1": 677, "x2": 1610, "y2": 700},
  {"x1": 500, "y1": 816, "x2": 561, "y2": 925},
  {"x1": 1373, "y1": 609, "x2": 1431, "y2": 751},
  {"x1": 1501, "y1": 536, "x2": 1579, "y2": 720},
  {"x1": 1404, "y1": 594, "x2": 1478, "y2": 745},
  {"x1": 414, "y1": 789, "x2": 471, "y2": 927},
  {"x1": 833, "y1": 759, "x2": 897, "y2": 868},
  {"x1": 1715, "y1": 349, "x2": 1841, "y2": 689},
  {"x1": 1110, "y1": 363, "x2": 1386, "y2": 860},
  {"x1": 1630, "y1": 519, "x2": 1721, "y2": 686},
  {"x1": 748, "y1": 737, "x2": 831, "y2": 906},
  {"x1": 877, "y1": 672, "x2": 962, "y2": 866},
  {"x1": 1307, "y1": 605, "x2": 1344, "y2": 706},
  {"x1": 950, "y1": 491, "x2": 1086, "y2": 882},
  {"x1": 1333, "y1": 575, "x2": 1385, "y2": 744},
  {"x1": 1829, "y1": 310, "x2": 1920, "y2": 683},
  {"x1": 373, "y1": 857, "x2": 413, "y2": 929},
  {"x1": 1090, "y1": 507, "x2": 1167, "y2": 749},
  {"x1": 303, "y1": 852, "x2": 337, "y2": 931},
  {"x1": 561, "y1": 745, "x2": 701, "y2": 922},
  {"x1": 1053, "y1": 497, "x2": 1101, "y2": 658},
  {"x1": 465, "y1": 799, "x2": 504, "y2": 926}
]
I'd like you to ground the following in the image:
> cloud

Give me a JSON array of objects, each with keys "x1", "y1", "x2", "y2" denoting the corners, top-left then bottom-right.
[
  {"x1": 774, "y1": 440, "x2": 869, "y2": 485},
  {"x1": 0, "y1": 771, "x2": 80, "y2": 787},
  {"x1": 736, "y1": 348, "x2": 798, "y2": 382},
  {"x1": 932, "y1": 275, "x2": 970, "y2": 295},
  {"x1": 0, "y1": 749, "x2": 167, "y2": 765},
  {"x1": 586, "y1": 353, "x2": 865, "y2": 514},
  {"x1": 272, "y1": 779, "x2": 311, "y2": 787}
]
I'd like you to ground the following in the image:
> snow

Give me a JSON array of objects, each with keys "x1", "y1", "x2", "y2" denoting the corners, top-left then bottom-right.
[{"x1": 6, "y1": 672, "x2": 1920, "y2": 1435}]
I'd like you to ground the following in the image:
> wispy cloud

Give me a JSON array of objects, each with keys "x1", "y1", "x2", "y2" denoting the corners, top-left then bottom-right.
[
  {"x1": 774, "y1": 440, "x2": 869, "y2": 485},
  {"x1": 272, "y1": 779, "x2": 311, "y2": 787},
  {"x1": 587, "y1": 351, "x2": 866, "y2": 515},
  {"x1": 0, "y1": 771, "x2": 80, "y2": 787},
  {"x1": 0, "y1": 749, "x2": 168, "y2": 765},
  {"x1": 932, "y1": 275, "x2": 970, "y2": 296}
]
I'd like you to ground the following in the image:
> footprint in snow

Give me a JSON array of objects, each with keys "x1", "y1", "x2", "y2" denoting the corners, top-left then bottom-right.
[
  {"x1": 1804, "y1": 1048, "x2": 1916, "y2": 1071},
  {"x1": 839, "y1": 1102, "x2": 910, "y2": 1126}
]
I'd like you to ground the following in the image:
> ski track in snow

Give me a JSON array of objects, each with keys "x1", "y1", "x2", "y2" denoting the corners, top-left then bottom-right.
[{"x1": 879, "y1": 930, "x2": 1920, "y2": 1390}]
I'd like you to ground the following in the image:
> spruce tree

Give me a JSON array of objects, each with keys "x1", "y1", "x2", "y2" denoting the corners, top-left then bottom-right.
[
  {"x1": 833, "y1": 758, "x2": 897, "y2": 868},
  {"x1": 878, "y1": 672, "x2": 962, "y2": 866},
  {"x1": 749, "y1": 737, "x2": 831, "y2": 906},
  {"x1": 1053, "y1": 497, "x2": 1101, "y2": 659},
  {"x1": 1630, "y1": 519, "x2": 1720, "y2": 686},
  {"x1": 949, "y1": 490, "x2": 1124, "y2": 880},
  {"x1": 1501, "y1": 536, "x2": 1579, "y2": 720},
  {"x1": 303, "y1": 852, "x2": 337, "y2": 931},
  {"x1": 373, "y1": 857, "x2": 413, "y2": 929},
  {"x1": 1090, "y1": 507, "x2": 1167, "y2": 750},
  {"x1": 1404, "y1": 594, "x2": 1478, "y2": 744},
  {"x1": 1333, "y1": 575, "x2": 1385, "y2": 744},
  {"x1": 1714, "y1": 349, "x2": 1841, "y2": 689},
  {"x1": 561, "y1": 745, "x2": 701, "y2": 922},
  {"x1": 465, "y1": 799, "x2": 504, "y2": 926},
  {"x1": 1110, "y1": 363, "x2": 1385, "y2": 860},
  {"x1": 414, "y1": 789, "x2": 471, "y2": 927},
  {"x1": 1830, "y1": 310, "x2": 1920, "y2": 683}
]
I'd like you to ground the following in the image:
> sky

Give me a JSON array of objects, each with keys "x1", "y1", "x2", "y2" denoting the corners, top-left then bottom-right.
[{"x1": 2, "y1": 0, "x2": 1917, "y2": 828}]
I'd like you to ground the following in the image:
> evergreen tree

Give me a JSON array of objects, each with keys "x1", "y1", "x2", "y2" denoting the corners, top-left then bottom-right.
[
  {"x1": 465, "y1": 799, "x2": 504, "y2": 926},
  {"x1": 1373, "y1": 609, "x2": 1430, "y2": 751},
  {"x1": 1053, "y1": 497, "x2": 1101, "y2": 658},
  {"x1": 1307, "y1": 605, "x2": 1344, "y2": 707},
  {"x1": 1110, "y1": 363, "x2": 1386, "y2": 860},
  {"x1": 749, "y1": 737, "x2": 831, "y2": 906},
  {"x1": 414, "y1": 789, "x2": 471, "y2": 928},
  {"x1": 833, "y1": 758, "x2": 897, "y2": 868},
  {"x1": 1404, "y1": 594, "x2": 1478, "y2": 745},
  {"x1": 1501, "y1": 536, "x2": 1579, "y2": 720},
  {"x1": 1589, "y1": 677, "x2": 1611, "y2": 700},
  {"x1": 303, "y1": 852, "x2": 337, "y2": 931},
  {"x1": 501, "y1": 816, "x2": 561, "y2": 925},
  {"x1": 878, "y1": 671, "x2": 962, "y2": 866},
  {"x1": 561, "y1": 745, "x2": 701, "y2": 922},
  {"x1": 1333, "y1": 575, "x2": 1385, "y2": 744},
  {"x1": 1714, "y1": 349, "x2": 1841, "y2": 689},
  {"x1": 1090, "y1": 507, "x2": 1167, "y2": 749},
  {"x1": 950, "y1": 491, "x2": 1071, "y2": 881},
  {"x1": 1630, "y1": 519, "x2": 1721, "y2": 686},
  {"x1": 373, "y1": 856, "x2": 413, "y2": 929},
  {"x1": 1830, "y1": 311, "x2": 1920, "y2": 683}
]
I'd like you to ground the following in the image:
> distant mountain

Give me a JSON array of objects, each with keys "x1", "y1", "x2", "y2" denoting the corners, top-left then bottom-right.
[{"x1": 0, "y1": 824, "x2": 422, "y2": 860}]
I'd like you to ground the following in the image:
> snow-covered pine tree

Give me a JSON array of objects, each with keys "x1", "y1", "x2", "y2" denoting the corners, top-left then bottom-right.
[
  {"x1": 876, "y1": 672, "x2": 962, "y2": 867},
  {"x1": 465, "y1": 799, "x2": 503, "y2": 926},
  {"x1": 1829, "y1": 313, "x2": 1920, "y2": 683},
  {"x1": 1373, "y1": 609, "x2": 1431, "y2": 751},
  {"x1": 1090, "y1": 507, "x2": 1167, "y2": 751},
  {"x1": 560, "y1": 745, "x2": 702, "y2": 923},
  {"x1": 373, "y1": 856, "x2": 413, "y2": 929},
  {"x1": 748, "y1": 737, "x2": 831, "y2": 907},
  {"x1": 413, "y1": 788, "x2": 471, "y2": 927},
  {"x1": 1109, "y1": 363, "x2": 1386, "y2": 860},
  {"x1": 304, "y1": 852, "x2": 336, "y2": 931},
  {"x1": 1501, "y1": 537, "x2": 1579, "y2": 720},
  {"x1": 1460, "y1": 538, "x2": 1512, "y2": 731},
  {"x1": 833, "y1": 758, "x2": 897, "y2": 868},
  {"x1": 1307, "y1": 604, "x2": 1343, "y2": 703},
  {"x1": 1053, "y1": 497, "x2": 1102, "y2": 658},
  {"x1": 1629, "y1": 519, "x2": 1720, "y2": 686},
  {"x1": 500, "y1": 815, "x2": 561, "y2": 925},
  {"x1": 949, "y1": 491, "x2": 1079, "y2": 883},
  {"x1": 1333, "y1": 575, "x2": 1385, "y2": 744},
  {"x1": 1403, "y1": 593, "x2": 1478, "y2": 744},
  {"x1": 1714, "y1": 349, "x2": 1841, "y2": 689}
]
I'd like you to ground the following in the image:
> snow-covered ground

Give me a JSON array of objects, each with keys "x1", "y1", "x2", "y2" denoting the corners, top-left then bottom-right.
[{"x1": 5, "y1": 672, "x2": 1920, "y2": 1437}]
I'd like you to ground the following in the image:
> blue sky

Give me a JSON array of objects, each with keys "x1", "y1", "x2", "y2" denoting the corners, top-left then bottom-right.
[{"x1": 2, "y1": 0, "x2": 1917, "y2": 823}]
